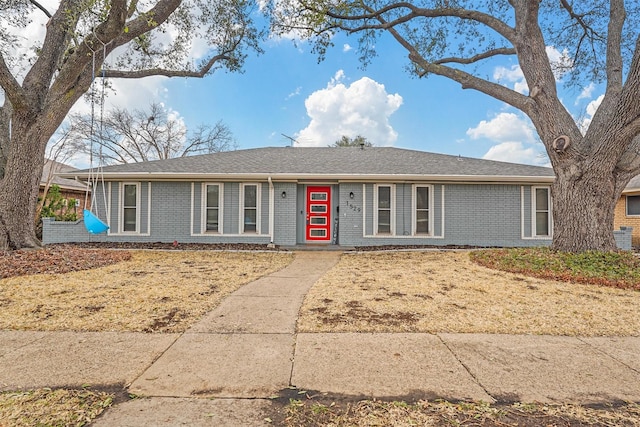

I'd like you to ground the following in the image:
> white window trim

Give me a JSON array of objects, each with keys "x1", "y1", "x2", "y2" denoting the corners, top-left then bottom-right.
[
  {"x1": 373, "y1": 184, "x2": 395, "y2": 236},
  {"x1": 532, "y1": 186, "x2": 552, "y2": 238},
  {"x1": 626, "y1": 194, "x2": 640, "y2": 217},
  {"x1": 412, "y1": 184, "x2": 433, "y2": 236},
  {"x1": 106, "y1": 182, "x2": 112, "y2": 235},
  {"x1": 201, "y1": 183, "x2": 224, "y2": 234},
  {"x1": 240, "y1": 183, "x2": 261, "y2": 234},
  {"x1": 120, "y1": 182, "x2": 140, "y2": 234}
]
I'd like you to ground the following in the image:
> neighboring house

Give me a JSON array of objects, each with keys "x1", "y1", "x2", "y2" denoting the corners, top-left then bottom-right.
[
  {"x1": 40, "y1": 159, "x2": 88, "y2": 216},
  {"x1": 41, "y1": 146, "x2": 632, "y2": 248},
  {"x1": 614, "y1": 174, "x2": 640, "y2": 247}
]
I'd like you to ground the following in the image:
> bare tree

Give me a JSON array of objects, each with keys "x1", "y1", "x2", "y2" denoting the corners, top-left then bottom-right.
[
  {"x1": 67, "y1": 102, "x2": 237, "y2": 164},
  {"x1": 0, "y1": 0, "x2": 261, "y2": 249},
  {"x1": 271, "y1": 1, "x2": 640, "y2": 252},
  {"x1": 36, "y1": 126, "x2": 78, "y2": 224}
]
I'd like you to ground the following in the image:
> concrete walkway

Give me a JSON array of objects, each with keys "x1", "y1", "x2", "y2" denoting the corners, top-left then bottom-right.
[{"x1": 1, "y1": 251, "x2": 640, "y2": 426}]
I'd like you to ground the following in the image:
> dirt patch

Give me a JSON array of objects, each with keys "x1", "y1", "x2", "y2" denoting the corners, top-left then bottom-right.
[
  {"x1": 0, "y1": 245, "x2": 131, "y2": 279},
  {"x1": 297, "y1": 251, "x2": 640, "y2": 336},
  {"x1": 0, "y1": 250, "x2": 293, "y2": 332}
]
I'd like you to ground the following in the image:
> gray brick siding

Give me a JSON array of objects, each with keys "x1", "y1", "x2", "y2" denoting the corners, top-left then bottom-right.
[
  {"x1": 433, "y1": 185, "x2": 443, "y2": 237},
  {"x1": 42, "y1": 180, "x2": 624, "y2": 249},
  {"x1": 336, "y1": 183, "x2": 551, "y2": 248},
  {"x1": 273, "y1": 183, "x2": 297, "y2": 245},
  {"x1": 43, "y1": 181, "x2": 271, "y2": 245},
  {"x1": 522, "y1": 186, "x2": 532, "y2": 238},
  {"x1": 614, "y1": 226, "x2": 633, "y2": 250},
  {"x1": 224, "y1": 182, "x2": 240, "y2": 234}
]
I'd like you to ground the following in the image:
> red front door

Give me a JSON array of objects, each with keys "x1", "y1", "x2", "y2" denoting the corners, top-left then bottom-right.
[{"x1": 306, "y1": 186, "x2": 331, "y2": 241}]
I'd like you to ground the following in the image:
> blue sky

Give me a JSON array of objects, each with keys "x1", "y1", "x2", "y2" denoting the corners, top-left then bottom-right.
[
  {"x1": 163, "y1": 33, "x2": 520, "y2": 157},
  {"x1": 105, "y1": 28, "x2": 601, "y2": 169},
  {"x1": 11, "y1": 2, "x2": 604, "y2": 169}
]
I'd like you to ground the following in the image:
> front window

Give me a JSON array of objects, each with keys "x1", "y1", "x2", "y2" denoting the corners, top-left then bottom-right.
[
  {"x1": 122, "y1": 183, "x2": 138, "y2": 232},
  {"x1": 414, "y1": 186, "x2": 430, "y2": 235},
  {"x1": 533, "y1": 187, "x2": 551, "y2": 237},
  {"x1": 242, "y1": 184, "x2": 259, "y2": 233},
  {"x1": 375, "y1": 185, "x2": 393, "y2": 235},
  {"x1": 626, "y1": 195, "x2": 640, "y2": 216},
  {"x1": 204, "y1": 184, "x2": 222, "y2": 232}
]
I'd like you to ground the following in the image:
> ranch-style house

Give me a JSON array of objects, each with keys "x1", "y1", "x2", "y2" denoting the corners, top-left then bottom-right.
[{"x1": 43, "y1": 146, "x2": 633, "y2": 249}]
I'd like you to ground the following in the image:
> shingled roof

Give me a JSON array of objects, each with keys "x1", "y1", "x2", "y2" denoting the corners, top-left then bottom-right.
[
  {"x1": 42, "y1": 159, "x2": 86, "y2": 191},
  {"x1": 624, "y1": 175, "x2": 640, "y2": 193},
  {"x1": 60, "y1": 147, "x2": 555, "y2": 182}
]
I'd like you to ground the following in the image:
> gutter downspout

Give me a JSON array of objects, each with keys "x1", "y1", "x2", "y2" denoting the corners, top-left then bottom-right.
[{"x1": 268, "y1": 176, "x2": 274, "y2": 244}]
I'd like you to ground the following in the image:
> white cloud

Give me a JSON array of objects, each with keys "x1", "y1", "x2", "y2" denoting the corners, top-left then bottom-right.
[
  {"x1": 493, "y1": 65, "x2": 523, "y2": 84},
  {"x1": 586, "y1": 94, "x2": 604, "y2": 118},
  {"x1": 492, "y1": 46, "x2": 572, "y2": 94},
  {"x1": 467, "y1": 112, "x2": 547, "y2": 166},
  {"x1": 493, "y1": 65, "x2": 528, "y2": 94},
  {"x1": 329, "y1": 70, "x2": 345, "y2": 87},
  {"x1": 286, "y1": 86, "x2": 302, "y2": 100},
  {"x1": 576, "y1": 82, "x2": 596, "y2": 104},
  {"x1": 296, "y1": 71, "x2": 403, "y2": 146},
  {"x1": 483, "y1": 141, "x2": 547, "y2": 165},
  {"x1": 343, "y1": 43, "x2": 353, "y2": 52},
  {"x1": 466, "y1": 112, "x2": 536, "y2": 143},
  {"x1": 546, "y1": 46, "x2": 573, "y2": 80},
  {"x1": 68, "y1": 75, "x2": 169, "y2": 118},
  {"x1": 513, "y1": 79, "x2": 529, "y2": 95},
  {"x1": 578, "y1": 93, "x2": 604, "y2": 133}
]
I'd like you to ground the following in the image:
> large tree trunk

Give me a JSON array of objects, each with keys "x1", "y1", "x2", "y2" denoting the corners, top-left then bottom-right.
[
  {"x1": 0, "y1": 112, "x2": 53, "y2": 250},
  {"x1": 550, "y1": 166, "x2": 624, "y2": 252}
]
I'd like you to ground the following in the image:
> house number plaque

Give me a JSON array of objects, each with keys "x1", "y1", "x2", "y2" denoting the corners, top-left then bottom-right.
[{"x1": 345, "y1": 200, "x2": 361, "y2": 212}]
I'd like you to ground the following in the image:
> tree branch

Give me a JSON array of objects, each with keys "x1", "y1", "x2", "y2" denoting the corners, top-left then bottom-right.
[
  {"x1": 603, "y1": 1, "x2": 625, "y2": 92},
  {"x1": 585, "y1": 0, "x2": 626, "y2": 146},
  {"x1": 47, "y1": 0, "x2": 149, "y2": 111},
  {"x1": 365, "y1": 8, "x2": 530, "y2": 113},
  {"x1": 559, "y1": 0, "x2": 606, "y2": 42},
  {"x1": 23, "y1": 0, "x2": 82, "y2": 104},
  {"x1": 28, "y1": 0, "x2": 52, "y2": 18},
  {"x1": 113, "y1": 0, "x2": 182, "y2": 45},
  {"x1": 410, "y1": 51, "x2": 531, "y2": 112},
  {"x1": 317, "y1": 4, "x2": 516, "y2": 44},
  {"x1": 434, "y1": 47, "x2": 516, "y2": 65},
  {"x1": 0, "y1": 55, "x2": 27, "y2": 109},
  {"x1": 507, "y1": 2, "x2": 585, "y2": 165},
  {"x1": 102, "y1": 53, "x2": 234, "y2": 78},
  {"x1": 593, "y1": 36, "x2": 640, "y2": 158}
]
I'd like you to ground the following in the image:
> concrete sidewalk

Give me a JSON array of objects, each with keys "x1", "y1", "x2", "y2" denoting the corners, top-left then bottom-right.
[{"x1": 1, "y1": 250, "x2": 640, "y2": 426}]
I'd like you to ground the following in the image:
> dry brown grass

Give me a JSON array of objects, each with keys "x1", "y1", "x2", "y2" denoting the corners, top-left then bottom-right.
[
  {"x1": 0, "y1": 251, "x2": 293, "y2": 333},
  {"x1": 297, "y1": 251, "x2": 640, "y2": 336},
  {"x1": 0, "y1": 388, "x2": 113, "y2": 427},
  {"x1": 283, "y1": 399, "x2": 640, "y2": 426}
]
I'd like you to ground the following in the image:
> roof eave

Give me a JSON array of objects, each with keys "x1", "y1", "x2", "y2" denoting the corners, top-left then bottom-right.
[{"x1": 58, "y1": 172, "x2": 555, "y2": 183}]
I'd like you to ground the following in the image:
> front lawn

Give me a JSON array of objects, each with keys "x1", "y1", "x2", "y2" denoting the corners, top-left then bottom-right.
[
  {"x1": 3, "y1": 246, "x2": 640, "y2": 426},
  {"x1": 297, "y1": 250, "x2": 640, "y2": 336},
  {"x1": 0, "y1": 248, "x2": 293, "y2": 333}
]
